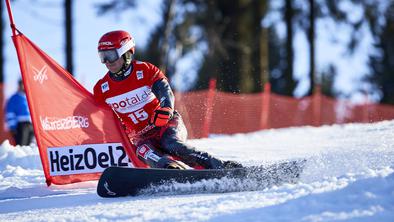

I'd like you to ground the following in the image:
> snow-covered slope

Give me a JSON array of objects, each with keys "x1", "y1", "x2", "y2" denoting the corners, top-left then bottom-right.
[{"x1": 0, "y1": 120, "x2": 393, "y2": 221}]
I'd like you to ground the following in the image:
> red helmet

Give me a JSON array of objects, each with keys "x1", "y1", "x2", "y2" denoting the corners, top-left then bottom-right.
[{"x1": 98, "y1": 30, "x2": 135, "y2": 63}]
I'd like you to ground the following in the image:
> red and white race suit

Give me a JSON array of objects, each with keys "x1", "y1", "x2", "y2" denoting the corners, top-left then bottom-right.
[
  {"x1": 93, "y1": 60, "x2": 237, "y2": 169},
  {"x1": 93, "y1": 60, "x2": 165, "y2": 137}
]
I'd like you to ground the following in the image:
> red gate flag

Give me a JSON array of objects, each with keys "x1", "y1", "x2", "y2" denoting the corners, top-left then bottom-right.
[{"x1": 12, "y1": 32, "x2": 147, "y2": 186}]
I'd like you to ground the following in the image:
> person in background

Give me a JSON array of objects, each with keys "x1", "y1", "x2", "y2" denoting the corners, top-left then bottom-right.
[
  {"x1": 93, "y1": 30, "x2": 242, "y2": 169},
  {"x1": 5, "y1": 79, "x2": 34, "y2": 146}
]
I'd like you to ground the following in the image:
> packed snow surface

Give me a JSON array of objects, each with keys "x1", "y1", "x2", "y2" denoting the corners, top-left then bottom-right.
[{"x1": 0, "y1": 120, "x2": 393, "y2": 221}]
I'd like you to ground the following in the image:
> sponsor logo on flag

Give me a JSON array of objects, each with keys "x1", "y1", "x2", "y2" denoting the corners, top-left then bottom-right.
[
  {"x1": 39, "y1": 115, "x2": 89, "y2": 131},
  {"x1": 48, "y1": 143, "x2": 132, "y2": 176},
  {"x1": 32, "y1": 65, "x2": 48, "y2": 84}
]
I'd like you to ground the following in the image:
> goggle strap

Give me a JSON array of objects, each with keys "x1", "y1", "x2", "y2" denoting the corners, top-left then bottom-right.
[{"x1": 117, "y1": 39, "x2": 135, "y2": 56}]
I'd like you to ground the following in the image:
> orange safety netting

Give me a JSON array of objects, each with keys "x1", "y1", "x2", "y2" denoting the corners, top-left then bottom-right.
[
  {"x1": 175, "y1": 89, "x2": 394, "y2": 139},
  {"x1": 1, "y1": 87, "x2": 393, "y2": 142}
]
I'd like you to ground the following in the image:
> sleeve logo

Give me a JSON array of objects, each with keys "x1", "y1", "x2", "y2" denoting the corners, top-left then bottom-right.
[{"x1": 32, "y1": 65, "x2": 49, "y2": 84}]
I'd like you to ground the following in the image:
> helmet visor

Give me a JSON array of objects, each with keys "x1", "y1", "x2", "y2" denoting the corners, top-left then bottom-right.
[{"x1": 98, "y1": 50, "x2": 119, "y2": 63}]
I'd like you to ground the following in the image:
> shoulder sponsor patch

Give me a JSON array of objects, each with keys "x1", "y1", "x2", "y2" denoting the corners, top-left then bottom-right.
[
  {"x1": 101, "y1": 82, "x2": 109, "y2": 93},
  {"x1": 136, "y1": 70, "x2": 144, "y2": 80}
]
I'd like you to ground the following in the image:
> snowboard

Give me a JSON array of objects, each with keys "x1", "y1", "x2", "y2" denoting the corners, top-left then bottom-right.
[{"x1": 97, "y1": 159, "x2": 306, "y2": 197}]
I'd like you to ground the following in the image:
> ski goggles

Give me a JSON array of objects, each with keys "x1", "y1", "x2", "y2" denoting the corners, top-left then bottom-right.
[
  {"x1": 98, "y1": 49, "x2": 119, "y2": 63},
  {"x1": 98, "y1": 40, "x2": 135, "y2": 63}
]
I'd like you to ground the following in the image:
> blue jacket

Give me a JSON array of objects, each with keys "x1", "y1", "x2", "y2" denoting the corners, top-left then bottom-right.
[{"x1": 5, "y1": 92, "x2": 31, "y2": 131}]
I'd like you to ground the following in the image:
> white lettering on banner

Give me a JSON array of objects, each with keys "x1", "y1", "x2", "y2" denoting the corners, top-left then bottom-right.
[
  {"x1": 40, "y1": 115, "x2": 89, "y2": 131},
  {"x1": 32, "y1": 65, "x2": 48, "y2": 84},
  {"x1": 48, "y1": 143, "x2": 133, "y2": 176},
  {"x1": 105, "y1": 86, "x2": 155, "y2": 114}
]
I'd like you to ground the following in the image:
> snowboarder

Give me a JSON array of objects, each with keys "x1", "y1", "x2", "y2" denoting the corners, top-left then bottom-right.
[{"x1": 93, "y1": 30, "x2": 242, "y2": 170}]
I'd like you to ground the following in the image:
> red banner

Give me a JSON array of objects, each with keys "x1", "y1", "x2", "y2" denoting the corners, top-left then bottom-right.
[{"x1": 12, "y1": 33, "x2": 146, "y2": 186}]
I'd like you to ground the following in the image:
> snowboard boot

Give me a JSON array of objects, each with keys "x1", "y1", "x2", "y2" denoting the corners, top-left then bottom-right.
[
  {"x1": 222, "y1": 160, "x2": 243, "y2": 169},
  {"x1": 189, "y1": 152, "x2": 243, "y2": 169},
  {"x1": 157, "y1": 156, "x2": 189, "y2": 170}
]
